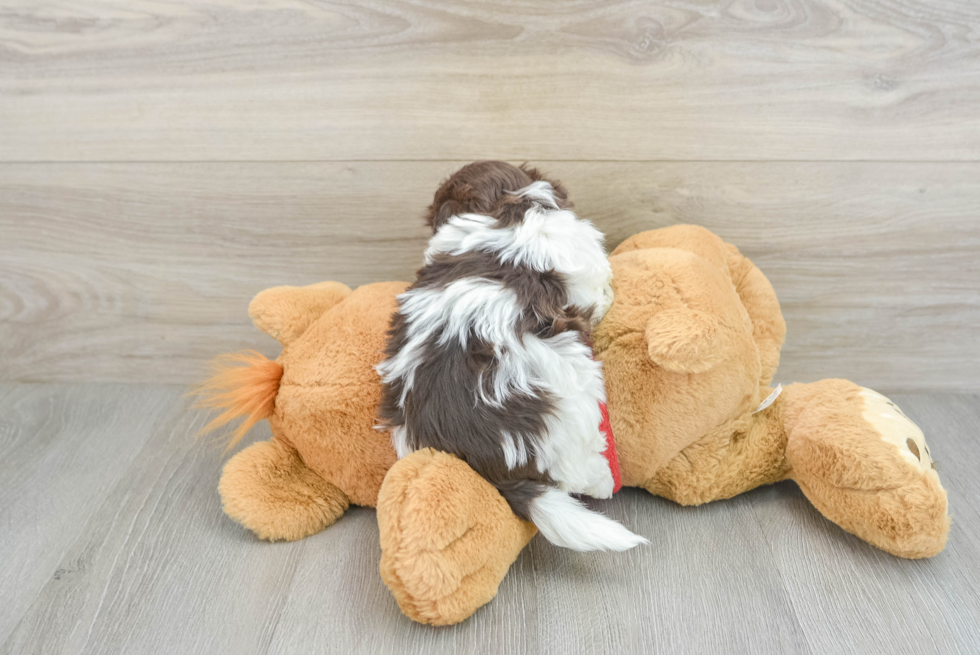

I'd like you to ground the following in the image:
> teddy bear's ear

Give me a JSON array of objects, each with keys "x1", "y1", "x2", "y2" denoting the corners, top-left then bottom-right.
[
  {"x1": 249, "y1": 282, "x2": 351, "y2": 346},
  {"x1": 644, "y1": 307, "x2": 730, "y2": 374}
]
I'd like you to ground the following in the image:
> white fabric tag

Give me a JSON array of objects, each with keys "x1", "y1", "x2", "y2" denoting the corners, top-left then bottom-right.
[{"x1": 753, "y1": 384, "x2": 783, "y2": 414}]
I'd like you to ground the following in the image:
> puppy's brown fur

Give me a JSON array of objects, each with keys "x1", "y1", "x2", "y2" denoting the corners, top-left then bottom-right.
[{"x1": 425, "y1": 161, "x2": 571, "y2": 232}]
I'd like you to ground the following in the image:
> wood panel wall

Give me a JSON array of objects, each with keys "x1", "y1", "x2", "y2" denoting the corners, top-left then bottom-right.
[{"x1": 1, "y1": 0, "x2": 978, "y2": 390}]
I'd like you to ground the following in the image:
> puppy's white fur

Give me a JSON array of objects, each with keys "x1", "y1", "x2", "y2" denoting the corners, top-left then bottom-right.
[
  {"x1": 423, "y1": 184, "x2": 614, "y2": 322},
  {"x1": 530, "y1": 488, "x2": 649, "y2": 552},
  {"x1": 377, "y1": 278, "x2": 522, "y2": 408}
]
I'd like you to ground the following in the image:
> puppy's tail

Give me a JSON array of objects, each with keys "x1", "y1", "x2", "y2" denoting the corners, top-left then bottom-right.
[
  {"x1": 497, "y1": 481, "x2": 647, "y2": 552},
  {"x1": 191, "y1": 350, "x2": 283, "y2": 451}
]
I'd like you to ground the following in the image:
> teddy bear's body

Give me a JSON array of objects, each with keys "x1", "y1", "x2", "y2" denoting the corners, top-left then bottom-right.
[
  {"x1": 215, "y1": 280, "x2": 405, "y2": 541},
  {"x1": 204, "y1": 225, "x2": 948, "y2": 626}
]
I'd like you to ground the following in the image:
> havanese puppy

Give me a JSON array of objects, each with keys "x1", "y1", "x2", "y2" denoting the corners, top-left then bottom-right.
[{"x1": 377, "y1": 161, "x2": 646, "y2": 552}]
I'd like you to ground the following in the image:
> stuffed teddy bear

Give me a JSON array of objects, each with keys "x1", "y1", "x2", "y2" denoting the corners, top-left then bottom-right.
[{"x1": 196, "y1": 224, "x2": 950, "y2": 626}]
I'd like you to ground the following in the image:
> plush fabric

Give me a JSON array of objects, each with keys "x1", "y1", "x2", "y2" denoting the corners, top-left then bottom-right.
[
  {"x1": 219, "y1": 437, "x2": 349, "y2": 541},
  {"x1": 206, "y1": 281, "x2": 405, "y2": 542},
  {"x1": 378, "y1": 449, "x2": 537, "y2": 625},
  {"x1": 249, "y1": 281, "x2": 353, "y2": 347},
  {"x1": 200, "y1": 224, "x2": 949, "y2": 625},
  {"x1": 271, "y1": 281, "x2": 405, "y2": 508}
]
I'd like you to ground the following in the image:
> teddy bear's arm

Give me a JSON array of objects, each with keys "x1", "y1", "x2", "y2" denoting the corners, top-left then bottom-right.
[
  {"x1": 644, "y1": 306, "x2": 733, "y2": 374},
  {"x1": 249, "y1": 281, "x2": 352, "y2": 346}
]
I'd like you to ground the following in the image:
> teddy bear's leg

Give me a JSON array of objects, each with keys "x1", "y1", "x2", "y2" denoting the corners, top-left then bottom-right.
[
  {"x1": 377, "y1": 449, "x2": 537, "y2": 626},
  {"x1": 643, "y1": 408, "x2": 792, "y2": 506},
  {"x1": 219, "y1": 436, "x2": 349, "y2": 541},
  {"x1": 783, "y1": 380, "x2": 950, "y2": 558},
  {"x1": 249, "y1": 281, "x2": 352, "y2": 346}
]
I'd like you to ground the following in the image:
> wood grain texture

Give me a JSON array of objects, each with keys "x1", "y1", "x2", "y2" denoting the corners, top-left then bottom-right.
[
  {"x1": 748, "y1": 393, "x2": 980, "y2": 655},
  {"x1": 0, "y1": 393, "x2": 306, "y2": 655},
  {"x1": 1, "y1": 0, "x2": 979, "y2": 161},
  {"x1": 2, "y1": 386, "x2": 978, "y2": 654},
  {"x1": 2, "y1": 0, "x2": 977, "y2": 651},
  {"x1": 0, "y1": 384, "x2": 181, "y2": 646},
  {"x1": 2, "y1": 161, "x2": 977, "y2": 389}
]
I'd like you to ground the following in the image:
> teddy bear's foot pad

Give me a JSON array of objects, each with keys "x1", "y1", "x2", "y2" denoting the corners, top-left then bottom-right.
[
  {"x1": 219, "y1": 437, "x2": 349, "y2": 541},
  {"x1": 377, "y1": 448, "x2": 537, "y2": 625},
  {"x1": 859, "y1": 387, "x2": 937, "y2": 473}
]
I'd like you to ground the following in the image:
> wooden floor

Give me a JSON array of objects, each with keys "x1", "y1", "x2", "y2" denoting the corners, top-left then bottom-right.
[{"x1": 0, "y1": 385, "x2": 977, "y2": 655}]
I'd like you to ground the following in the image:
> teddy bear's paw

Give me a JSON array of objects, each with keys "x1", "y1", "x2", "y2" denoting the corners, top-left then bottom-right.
[
  {"x1": 377, "y1": 449, "x2": 536, "y2": 625},
  {"x1": 219, "y1": 438, "x2": 349, "y2": 541},
  {"x1": 859, "y1": 388, "x2": 937, "y2": 476}
]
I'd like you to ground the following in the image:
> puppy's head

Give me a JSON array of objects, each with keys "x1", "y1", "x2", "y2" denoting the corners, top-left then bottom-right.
[{"x1": 425, "y1": 161, "x2": 571, "y2": 233}]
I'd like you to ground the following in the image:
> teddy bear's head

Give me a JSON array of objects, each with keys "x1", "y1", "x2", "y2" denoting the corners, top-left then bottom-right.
[{"x1": 592, "y1": 226, "x2": 784, "y2": 487}]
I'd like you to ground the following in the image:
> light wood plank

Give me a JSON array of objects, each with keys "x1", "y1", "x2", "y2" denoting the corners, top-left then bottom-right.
[
  {"x1": 748, "y1": 393, "x2": 980, "y2": 655},
  {"x1": 265, "y1": 489, "x2": 811, "y2": 655},
  {"x1": 1, "y1": 1, "x2": 979, "y2": 161},
  {"x1": 0, "y1": 396, "x2": 306, "y2": 655},
  {"x1": 0, "y1": 384, "x2": 181, "y2": 646},
  {"x1": 0, "y1": 389, "x2": 809, "y2": 655},
  {"x1": 3, "y1": 387, "x2": 978, "y2": 653},
  {"x1": 0, "y1": 384, "x2": 17, "y2": 404},
  {"x1": 2, "y1": 161, "x2": 977, "y2": 389},
  {"x1": 566, "y1": 163, "x2": 980, "y2": 392}
]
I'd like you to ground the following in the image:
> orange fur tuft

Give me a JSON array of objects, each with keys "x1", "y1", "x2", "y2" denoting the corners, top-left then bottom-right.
[{"x1": 191, "y1": 351, "x2": 283, "y2": 451}]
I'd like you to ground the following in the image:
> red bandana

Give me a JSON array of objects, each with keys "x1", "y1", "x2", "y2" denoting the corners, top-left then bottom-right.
[
  {"x1": 599, "y1": 398, "x2": 622, "y2": 493},
  {"x1": 589, "y1": 342, "x2": 621, "y2": 493}
]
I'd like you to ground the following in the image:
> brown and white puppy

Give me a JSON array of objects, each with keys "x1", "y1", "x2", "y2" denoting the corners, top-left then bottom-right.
[{"x1": 377, "y1": 162, "x2": 645, "y2": 551}]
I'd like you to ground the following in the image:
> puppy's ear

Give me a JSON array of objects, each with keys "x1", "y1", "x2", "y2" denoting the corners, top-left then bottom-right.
[
  {"x1": 519, "y1": 163, "x2": 572, "y2": 209},
  {"x1": 426, "y1": 198, "x2": 463, "y2": 232},
  {"x1": 426, "y1": 173, "x2": 475, "y2": 232}
]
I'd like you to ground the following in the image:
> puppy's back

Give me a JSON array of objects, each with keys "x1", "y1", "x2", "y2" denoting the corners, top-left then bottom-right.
[{"x1": 377, "y1": 161, "x2": 646, "y2": 552}]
